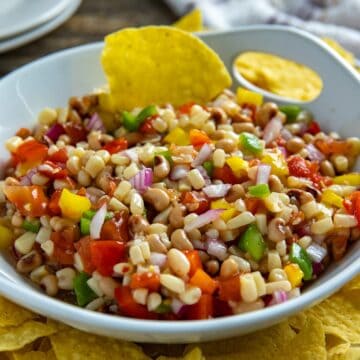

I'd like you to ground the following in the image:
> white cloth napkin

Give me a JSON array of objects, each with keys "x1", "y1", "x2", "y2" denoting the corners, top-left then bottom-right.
[{"x1": 165, "y1": 0, "x2": 360, "y2": 57}]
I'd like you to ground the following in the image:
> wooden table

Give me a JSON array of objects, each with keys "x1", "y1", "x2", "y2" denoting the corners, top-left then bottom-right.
[{"x1": 0, "y1": 0, "x2": 176, "y2": 77}]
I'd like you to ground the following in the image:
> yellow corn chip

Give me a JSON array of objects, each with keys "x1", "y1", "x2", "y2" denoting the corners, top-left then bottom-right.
[
  {"x1": 0, "y1": 321, "x2": 56, "y2": 352},
  {"x1": 0, "y1": 297, "x2": 35, "y2": 327},
  {"x1": 173, "y1": 9, "x2": 203, "y2": 32},
  {"x1": 50, "y1": 326, "x2": 150, "y2": 360},
  {"x1": 344, "y1": 347, "x2": 360, "y2": 360},
  {"x1": 102, "y1": 26, "x2": 231, "y2": 110},
  {"x1": 157, "y1": 347, "x2": 205, "y2": 360},
  {"x1": 10, "y1": 349, "x2": 56, "y2": 360}
]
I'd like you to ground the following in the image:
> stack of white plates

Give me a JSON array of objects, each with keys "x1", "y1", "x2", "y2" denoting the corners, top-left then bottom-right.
[{"x1": 0, "y1": 0, "x2": 82, "y2": 54}]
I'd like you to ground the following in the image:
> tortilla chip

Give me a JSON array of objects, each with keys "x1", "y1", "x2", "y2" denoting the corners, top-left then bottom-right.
[
  {"x1": 101, "y1": 26, "x2": 231, "y2": 110},
  {"x1": 156, "y1": 347, "x2": 205, "y2": 360},
  {"x1": 0, "y1": 297, "x2": 35, "y2": 327},
  {"x1": 173, "y1": 9, "x2": 204, "y2": 32},
  {"x1": 0, "y1": 321, "x2": 56, "y2": 352},
  {"x1": 344, "y1": 347, "x2": 360, "y2": 360},
  {"x1": 10, "y1": 350, "x2": 56, "y2": 360},
  {"x1": 50, "y1": 326, "x2": 150, "y2": 360}
]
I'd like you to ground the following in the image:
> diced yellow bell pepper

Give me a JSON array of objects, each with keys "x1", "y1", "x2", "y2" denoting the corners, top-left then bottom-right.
[
  {"x1": 16, "y1": 161, "x2": 41, "y2": 177},
  {"x1": 0, "y1": 224, "x2": 13, "y2": 249},
  {"x1": 333, "y1": 173, "x2": 360, "y2": 186},
  {"x1": 226, "y1": 156, "x2": 249, "y2": 177},
  {"x1": 164, "y1": 127, "x2": 190, "y2": 146},
  {"x1": 321, "y1": 189, "x2": 343, "y2": 208},
  {"x1": 262, "y1": 152, "x2": 288, "y2": 176},
  {"x1": 59, "y1": 189, "x2": 91, "y2": 221},
  {"x1": 284, "y1": 263, "x2": 304, "y2": 288},
  {"x1": 237, "y1": 87, "x2": 263, "y2": 106},
  {"x1": 211, "y1": 199, "x2": 237, "y2": 221}
]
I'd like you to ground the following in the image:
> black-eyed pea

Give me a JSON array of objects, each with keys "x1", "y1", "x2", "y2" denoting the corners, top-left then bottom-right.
[
  {"x1": 170, "y1": 229, "x2": 193, "y2": 250},
  {"x1": 169, "y1": 203, "x2": 186, "y2": 229},
  {"x1": 286, "y1": 137, "x2": 305, "y2": 153},
  {"x1": 147, "y1": 234, "x2": 167, "y2": 254},
  {"x1": 153, "y1": 155, "x2": 170, "y2": 179},
  {"x1": 255, "y1": 102, "x2": 278, "y2": 128},
  {"x1": 17, "y1": 251, "x2": 42, "y2": 273},
  {"x1": 56, "y1": 267, "x2": 76, "y2": 290},
  {"x1": 40, "y1": 274, "x2": 58, "y2": 296},
  {"x1": 129, "y1": 215, "x2": 149, "y2": 235},
  {"x1": 215, "y1": 138, "x2": 237, "y2": 153},
  {"x1": 143, "y1": 188, "x2": 170, "y2": 211},
  {"x1": 205, "y1": 259, "x2": 219, "y2": 275}
]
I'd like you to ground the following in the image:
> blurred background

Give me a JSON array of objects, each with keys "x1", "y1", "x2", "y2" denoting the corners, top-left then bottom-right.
[{"x1": 1, "y1": 0, "x2": 360, "y2": 77}]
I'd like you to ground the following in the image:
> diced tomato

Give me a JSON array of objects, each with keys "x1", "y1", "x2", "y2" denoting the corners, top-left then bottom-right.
[
  {"x1": 48, "y1": 189, "x2": 62, "y2": 216},
  {"x1": 315, "y1": 139, "x2": 350, "y2": 155},
  {"x1": 244, "y1": 198, "x2": 261, "y2": 214},
  {"x1": 189, "y1": 129, "x2": 212, "y2": 149},
  {"x1": 64, "y1": 123, "x2": 88, "y2": 144},
  {"x1": 130, "y1": 272, "x2": 160, "y2": 292},
  {"x1": 186, "y1": 294, "x2": 214, "y2": 320},
  {"x1": 115, "y1": 286, "x2": 157, "y2": 319},
  {"x1": 90, "y1": 240, "x2": 126, "y2": 276},
  {"x1": 214, "y1": 298, "x2": 233, "y2": 317},
  {"x1": 100, "y1": 210, "x2": 129, "y2": 242},
  {"x1": 183, "y1": 250, "x2": 203, "y2": 276},
  {"x1": 287, "y1": 156, "x2": 311, "y2": 178},
  {"x1": 139, "y1": 116, "x2": 157, "y2": 134},
  {"x1": 38, "y1": 160, "x2": 68, "y2": 179},
  {"x1": 178, "y1": 102, "x2": 195, "y2": 115},
  {"x1": 13, "y1": 139, "x2": 48, "y2": 165},
  {"x1": 343, "y1": 199, "x2": 354, "y2": 215},
  {"x1": 74, "y1": 236, "x2": 95, "y2": 274},
  {"x1": 213, "y1": 164, "x2": 239, "y2": 185},
  {"x1": 102, "y1": 138, "x2": 128, "y2": 154},
  {"x1": 181, "y1": 191, "x2": 210, "y2": 214},
  {"x1": 51, "y1": 226, "x2": 79, "y2": 265},
  {"x1": 47, "y1": 148, "x2": 68, "y2": 163},
  {"x1": 307, "y1": 121, "x2": 321, "y2": 135},
  {"x1": 4, "y1": 185, "x2": 48, "y2": 217},
  {"x1": 189, "y1": 269, "x2": 218, "y2": 295},
  {"x1": 344, "y1": 191, "x2": 360, "y2": 227},
  {"x1": 218, "y1": 275, "x2": 241, "y2": 302}
]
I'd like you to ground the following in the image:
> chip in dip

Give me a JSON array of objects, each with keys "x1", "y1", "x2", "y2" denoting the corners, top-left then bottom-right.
[{"x1": 234, "y1": 51, "x2": 323, "y2": 101}]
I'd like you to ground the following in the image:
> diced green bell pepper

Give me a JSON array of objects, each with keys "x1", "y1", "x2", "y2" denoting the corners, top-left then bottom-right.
[
  {"x1": 73, "y1": 272, "x2": 97, "y2": 307},
  {"x1": 239, "y1": 132, "x2": 263, "y2": 155},
  {"x1": 122, "y1": 105, "x2": 158, "y2": 132},
  {"x1": 289, "y1": 243, "x2": 313, "y2": 281},
  {"x1": 155, "y1": 302, "x2": 172, "y2": 314},
  {"x1": 279, "y1": 105, "x2": 302, "y2": 123},
  {"x1": 82, "y1": 210, "x2": 113, "y2": 221},
  {"x1": 238, "y1": 224, "x2": 266, "y2": 261},
  {"x1": 248, "y1": 184, "x2": 271, "y2": 198},
  {"x1": 80, "y1": 217, "x2": 91, "y2": 236},
  {"x1": 155, "y1": 149, "x2": 173, "y2": 165},
  {"x1": 203, "y1": 161, "x2": 214, "y2": 177},
  {"x1": 22, "y1": 220, "x2": 41, "y2": 233}
]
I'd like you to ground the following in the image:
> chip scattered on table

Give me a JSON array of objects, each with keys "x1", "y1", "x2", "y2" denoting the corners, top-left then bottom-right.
[{"x1": 173, "y1": 9, "x2": 204, "y2": 32}]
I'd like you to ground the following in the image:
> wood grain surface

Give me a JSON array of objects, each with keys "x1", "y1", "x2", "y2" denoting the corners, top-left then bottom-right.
[{"x1": 0, "y1": 0, "x2": 176, "y2": 77}]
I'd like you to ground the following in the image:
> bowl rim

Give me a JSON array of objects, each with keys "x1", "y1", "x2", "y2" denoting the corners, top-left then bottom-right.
[{"x1": 0, "y1": 27, "x2": 359, "y2": 341}]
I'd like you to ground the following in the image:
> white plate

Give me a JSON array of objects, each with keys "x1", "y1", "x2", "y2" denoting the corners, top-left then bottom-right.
[
  {"x1": 0, "y1": 0, "x2": 72, "y2": 40},
  {"x1": 0, "y1": 0, "x2": 81, "y2": 54},
  {"x1": 0, "y1": 26, "x2": 359, "y2": 344}
]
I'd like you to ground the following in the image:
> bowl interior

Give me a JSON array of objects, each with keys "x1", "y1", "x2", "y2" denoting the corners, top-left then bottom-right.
[{"x1": 0, "y1": 41, "x2": 359, "y2": 343}]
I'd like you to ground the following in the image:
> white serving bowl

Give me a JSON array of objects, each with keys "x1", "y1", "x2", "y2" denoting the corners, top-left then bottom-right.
[{"x1": 0, "y1": 26, "x2": 359, "y2": 343}]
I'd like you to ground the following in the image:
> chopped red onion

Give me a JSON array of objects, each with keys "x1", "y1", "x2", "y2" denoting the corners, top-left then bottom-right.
[
  {"x1": 196, "y1": 165, "x2": 211, "y2": 185},
  {"x1": 306, "y1": 143, "x2": 325, "y2": 162},
  {"x1": 269, "y1": 290, "x2": 288, "y2": 305},
  {"x1": 278, "y1": 146, "x2": 288, "y2": 158},
  {"x1": 85, "y1": 113, "x2": 105, "y2": 132},
  {"x1": 207, "y1": 240, "x2": 227, "y2": 260},
  {"x1": 192, "y1": 143, "x2": 212, "y2": 167},
  {"x1": 129, "y1": 168, "x2": 153, "y2": 193},
  {"x1": 203, "y1": 184, "x2": 231, "y2": 198},
  {"x1": 171, "y1": 298, "x2": 185, "y2": 315},
  {"x1": 90, "y1": 204, "x2": 107, "y2": 239},
  {"x1": 191, "y1": 239, "x2": 207, "y2": 251},
  {"x1": 280, "y1": 128, "x2": 292, "y2": 141},
  {"x1": 184, "y1": 209, "x2": 223, "y2": 232},
  {"x1": 306, "y1": 243, "x2": 327, "y2": 263},
  {"x1": 263, "y1": 116, "x2": 283, "y2": 144},
  {"x1": 170, "y1": 165, "x2": 189, "y2": 181},
  {"x1": 149, "y1": 253, "x2": 167, "y2": 268},
  {"x1": 120, "y1": 148, "x2": 139, "y2": 163},
  {"x1": 256, "y1": 164, "x2": 271, "y2": 185},
  {"x1": 20, "y1": 168, "x2": 37, "y2": 185},
  {"x1": 312, "y1": 262, "x2": 323, "y2": 276},
  {"x1": 45, "y1": 123, "x2": 65, "y2": 142}
]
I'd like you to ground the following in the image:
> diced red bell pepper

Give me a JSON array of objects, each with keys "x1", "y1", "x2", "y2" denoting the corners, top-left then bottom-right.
[
  {"x1": 306, "y1": 121, "x2": 321, "y2": 135},
  {"x1": 130, "y1": 272, "x2": 160, "y2": 292},
  {"x1": 38, "y1": 160, "x2": 68, "y2": 179},
  {"x1": 115, "y1": 286, "x2": 157, "y2": 319},
  {"x1": 181, "y1": 191, "x2": 210, "y2": 215},
  {"x1": 218, "y1": 275, "x2": 241, "y2": 302},
  {"x1": 213, "y1": 164, "x2": 239, "y2": 185},
  {"x1": 139, "y1": 116, "x2": 157, "y2": 134},
  {"x1": 189, "y1": 129, "x2": 212, "y2": 149},
  {"x1": 186, "y1": 294, "x2": 214, "y2": 320},
  {"x1": 189, "y1": 269, "x2": 218, "y2": 295},
  {"x1": 12, "y1": 139, "x2": 48, "y2": 165},
  {"x1": 47, "y1": 148, "x2": 68, "y2": 163},
  {"x1": 244, "y1": 198, "x2": 262, "y2": 215},
  {"x1": 287, "y1": 156, "x2": 311, "y2": 178},
  {"x1": 48, "y1": 189, "x2": 62, "y2": 216},
  {"x1": 90, "y1": 240, "x2": 126, "y2": 276},
  {"x1": 315, "y1": 139, "x2": 350, "y2": 155},
  {"x1": 184, "y1": 250, "x2": 203, "y2": 277},
  {"x1": 178, "y1": 102, "x2": 195, "y2": 115},
  {"x1": 51, "y1": 226, "x2": 79, "y2": 265},
  {"x1": 344, "y1": 191, "x2": 360, "y2": 227},
  {"x1": 74, "y1": 236, "x2": 95, "y2": 274},
  {"x1": 102, "y1": 138, "x2": 128, "y2": 154},
  {"x1": 100, "y1": 210, "x2": 129, "y2": 242},
  {"x1": 64, "y1": 123, "x2": 88, "y2": 144},
  {"x1": 4, "y1": 185, "x2": 48, "y2": 217}
]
